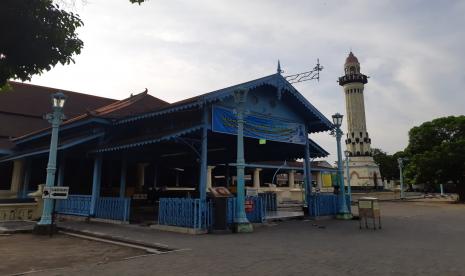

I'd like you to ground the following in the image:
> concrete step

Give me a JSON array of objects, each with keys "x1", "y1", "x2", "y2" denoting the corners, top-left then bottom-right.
[{"x1": 266, "y1": 211, "x2": 304, "y2": 222}]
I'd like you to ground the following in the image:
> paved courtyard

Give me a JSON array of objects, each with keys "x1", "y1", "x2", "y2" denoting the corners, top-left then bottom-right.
[{"x1": 2, "y1": 199, "x2": 465, "y2": 275}]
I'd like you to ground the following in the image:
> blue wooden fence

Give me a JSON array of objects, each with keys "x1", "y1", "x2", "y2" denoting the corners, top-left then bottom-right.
[
  {"x1": 56, "y1": 195, "x2": 91, "y2": 216},
  {"x1": 56, "y1": 195, "x2": 131, "y2": 222},
  {"x1": 158, "y1": 198, "x2": 212, "y2": 229},
  {"x1": 95, "y1": 197, "x2": 131, "y2": 221},
  {"x1": 309, "y1": 193, "x2": 351, "y2": 217},
  {"x1": 259, "y1": 192, "x2": 277, "y2": 211},
  {"x1": 227, "y1": 196, "x2": 266, "y2": 223}
]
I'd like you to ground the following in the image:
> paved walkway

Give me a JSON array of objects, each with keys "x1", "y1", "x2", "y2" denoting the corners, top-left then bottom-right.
[
  {"x1": 32, "y1": 200, "x2": 465, "y2": 275},
  {"x1": 0, "y1": 220, "x2": 35, "y2": 234}
]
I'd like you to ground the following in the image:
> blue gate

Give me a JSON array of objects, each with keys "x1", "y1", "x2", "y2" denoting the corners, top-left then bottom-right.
[
  {"x1": 56, "y1": 195, "x2": 91, "y2": 216},
  {"x1": 226, "y1": 196, "x2": 266, "y2": 224},
  {"x1": 309, "y1": 193, "x2": 351, "y2": 217},
  {"x1": 56, "y1": 195, "x2": 131, "y2": 222},
  {"x1": 158, "y1": 198, "x2": 212, "y2": 229},
  {"x1": 95, "y1": 197, "x2": 131, "y2": 221}
]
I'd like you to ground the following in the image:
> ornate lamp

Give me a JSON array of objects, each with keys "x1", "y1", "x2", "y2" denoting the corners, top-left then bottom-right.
[
  {"x1": 52, "y1": 92, "x2": 67, "y2": 108},
  {"x1": 332, "y1": 112, "x2": 352, "y2": 219},
  {"x1": 332, "y1": 112, "x2": 343, "y2": 127}
]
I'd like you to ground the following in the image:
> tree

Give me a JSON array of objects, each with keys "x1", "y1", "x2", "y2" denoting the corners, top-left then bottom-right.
[
  {"x1": 0, "y1": 0, "x2": 83, "y2": 88},
  {"x1": 404, "y1": 116, "x2": 465, "y2": 202},
  {"x1": 372, "y1": 148, "x2": 400, "y2": 181}
]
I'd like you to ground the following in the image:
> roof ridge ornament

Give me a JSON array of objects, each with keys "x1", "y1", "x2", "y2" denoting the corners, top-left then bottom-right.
[
  {"x1": 277, "y1": 60, "x2": 284, "y2": 75},
  {"x1": 283, "y1": 59, "x2": 323, "y2": 84}
]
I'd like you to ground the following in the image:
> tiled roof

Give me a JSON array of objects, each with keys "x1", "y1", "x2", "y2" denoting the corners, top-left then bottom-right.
[
  {"x1": 0, "y1": 82, "x2": 116, "y2": 143},
  {"x1": 12, "y1": 89, "x2": 170, "y2": 142},
  {"x1": 0, "y1": 82, "x2": 116, "y2": 118},
  {"x1": 0, "y1": 138, "x2": 14, "y2": 151}
]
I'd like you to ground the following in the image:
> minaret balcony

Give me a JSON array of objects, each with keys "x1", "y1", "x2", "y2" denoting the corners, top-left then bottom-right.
[{"x1": 338, "y1": 74, "x2": 368, "y2": 86}]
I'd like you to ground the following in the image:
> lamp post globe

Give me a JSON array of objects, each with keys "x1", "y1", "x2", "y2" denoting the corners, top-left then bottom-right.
[
  {"x1": 332, "y1": 112, "x2": 343, "y2": 127},
  {"x1": 52, "y1": 92, "x2": 67, "y2": 108},
  {"x1": 34, "y1": 92, "x2": 67, "y2": 235},
  {"x1": 333, "y1": 113, "x2": 352, "y2": 220}
]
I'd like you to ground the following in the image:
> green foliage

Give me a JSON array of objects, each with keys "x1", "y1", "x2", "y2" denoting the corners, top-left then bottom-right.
[
  {"x1": 372, "y1": 148, "x2": 401, "y2": 181},
  {"x1": 404, "y1": 116, "x2": 465, "y2": 201},
  {"x1": 0, "y1": 0, "x2": 83, "y2": 87}
]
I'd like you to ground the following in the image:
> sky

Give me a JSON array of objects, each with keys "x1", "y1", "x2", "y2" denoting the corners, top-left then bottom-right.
[{"x1": 29, "y1": 0, "x2": 465, "y2": 162}]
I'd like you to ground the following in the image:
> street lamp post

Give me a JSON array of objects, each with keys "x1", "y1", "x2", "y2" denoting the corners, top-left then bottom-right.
[
  {"x1": 397, "y1": 158, "x2": 405, "y2": 200},
  {"x1": 34, "y1": 92, "x2": 67, "y2": 234},
  {"x1": 233, "y1": 89, "x2": 253, "y2": 233},
  {"x1": 332, "y1": 113, "x2": 352, "y2": 220},
  {"x1": 344, "y1": 150, "x2": 352, "y2": 205}
]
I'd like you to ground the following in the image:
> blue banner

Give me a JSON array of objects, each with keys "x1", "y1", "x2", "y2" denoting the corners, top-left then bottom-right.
[{"x1": 212, "y1": 105, "x2": 307, "y2": 145}]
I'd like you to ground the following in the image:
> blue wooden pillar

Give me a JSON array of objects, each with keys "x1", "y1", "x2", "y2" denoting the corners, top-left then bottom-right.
[
  {"x1": 199, "y1": 104, "x2": 208, "y2": 202},
  {"x1": 57, "y1": 157, "x2": 66, "y2": 187},
  {"x1": 90, "y1": 154, "x2": 103, "y2": 216},
  {"x1": 119, "y1": 159, "x2": 127, "y2": 198},
  {"x1": 304, "y1": 127, "x2": 313, "y2": 215}
]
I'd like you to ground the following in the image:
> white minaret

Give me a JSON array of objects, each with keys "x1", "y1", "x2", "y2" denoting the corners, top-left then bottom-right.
[{"x1": 338, "y1": 52, "x2": 381, "y2": 188}]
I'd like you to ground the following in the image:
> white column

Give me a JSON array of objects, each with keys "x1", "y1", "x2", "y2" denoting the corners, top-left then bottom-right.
[
  {"x1": 317, "y1": 172, "x2": 323, "y2": 189},
  {"x1": 207, "y1": 166, "x2": 215, "y2": 191},
  {"x1": 288, "y1": 170, "x2": 295, "y2": 188},
  {"x1": 10, "y1": 160, "x2": 24, "y2": 195},
  {"x1": 253, "y1": 168, "x2": 261, "y2": 189}
]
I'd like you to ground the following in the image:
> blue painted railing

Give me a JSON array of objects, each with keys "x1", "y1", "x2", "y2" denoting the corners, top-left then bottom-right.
[
  {"x1": 309, "y1": 193, "x2": 351, "y2": 217},
  {"x1": 56, "y1": 195, "x2": 91, "y2": 216},
  {"x1": 56, "y1": 195, "x2": 131, "y2": 221},
  {"x1": 158, "y1": 198, "x2": 212, "y2": 229},
  {"x1": 95, "y1": 197, "x2": 131, "y2": 222},
  {"x1": 227, "y1": 196, "x2": 266, "y2": 224},
  {"x1": 260, "y1": 192, "x2": 277, "y2": 211}
]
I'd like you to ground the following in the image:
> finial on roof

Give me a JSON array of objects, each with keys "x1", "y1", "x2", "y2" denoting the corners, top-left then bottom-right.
[
  {"x1": 345, "y1": 51, "x2": 359, "y2": 64},
  {"x1": 277, "y1": 60, "x2": 283, "y2": 75}
]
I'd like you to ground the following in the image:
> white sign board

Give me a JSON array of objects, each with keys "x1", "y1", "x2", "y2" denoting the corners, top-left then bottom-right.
[{"x1": 42, "y1": 186, "x2": 69, "y2": 199}]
